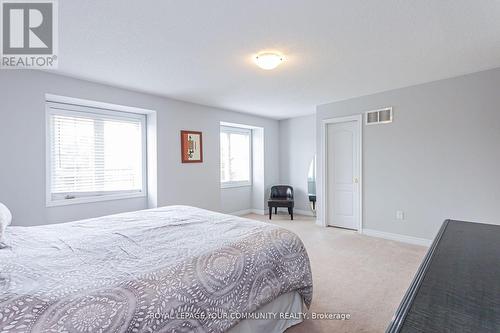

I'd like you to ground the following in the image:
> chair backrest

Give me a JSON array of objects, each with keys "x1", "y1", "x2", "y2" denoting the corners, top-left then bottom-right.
[{"x1": 270, "y1": 185, "x2": 294, "y2": 199}]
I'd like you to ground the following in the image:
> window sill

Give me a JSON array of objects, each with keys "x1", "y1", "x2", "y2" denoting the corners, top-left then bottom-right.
[
  {"x1": 46, "y1": 191, "x2": 147, "y2": 207},
  {"x1": 221, "y1": 182, "x2": 252, "y2": 189}
]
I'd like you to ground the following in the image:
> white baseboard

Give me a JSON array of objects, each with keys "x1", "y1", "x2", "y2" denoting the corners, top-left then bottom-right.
[
  {"x1": 229, "y1": 208, "x2": 314, "y2": 217},
  {"x1": 228, "y1": 209, "x2": 254, "y2": 216},
  {"x1": 315, "y1": 219, "x2": 325, "y2": 227},
  {"x1": 231, "y1": 211, "x2": 429, "y2": 246},
  {"x1": 228, "y1": 209, "x2": 265, "y2": 216},
  {"x1": 362, "y1": 229, "x2": 432, "y2": 247},
  {"x1": 293, "y1": 209, "x2": 315, "y2": 217},
  {"x1": 269, "y1": 207, "x2": 315, "y2": 217}
]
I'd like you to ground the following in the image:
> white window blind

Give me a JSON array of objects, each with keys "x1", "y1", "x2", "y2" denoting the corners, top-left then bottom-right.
[
  {"x1": 220, "y1": 126, "x2": 252, "y2": 187},
  {"x1": 47, "y1": 101, "x2": 146, "y2": 205}
]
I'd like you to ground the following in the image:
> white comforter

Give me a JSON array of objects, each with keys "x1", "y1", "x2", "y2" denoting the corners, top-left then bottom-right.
[{"x1": 0, "y1": 206, "x2": 313, "y2": 332}]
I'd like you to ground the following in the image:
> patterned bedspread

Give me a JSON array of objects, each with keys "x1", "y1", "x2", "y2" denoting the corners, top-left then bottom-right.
[{"x1": 0, "y1": 206, "x2": 313, "y2": 332}]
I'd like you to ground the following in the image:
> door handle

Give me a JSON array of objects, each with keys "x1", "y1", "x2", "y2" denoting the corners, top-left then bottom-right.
[{"x1": 353, "y1": 177, "x2": 359, "y2": 183}]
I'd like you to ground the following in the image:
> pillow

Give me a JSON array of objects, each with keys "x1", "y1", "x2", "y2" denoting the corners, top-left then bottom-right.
[{"x1": 0, "y1": 202, "x2": 12, "y2": 248}]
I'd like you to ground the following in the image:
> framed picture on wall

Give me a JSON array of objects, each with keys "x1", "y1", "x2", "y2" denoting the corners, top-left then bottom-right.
[{"x1": 180, "y1": 130, "x2": 203, "y2": 163}]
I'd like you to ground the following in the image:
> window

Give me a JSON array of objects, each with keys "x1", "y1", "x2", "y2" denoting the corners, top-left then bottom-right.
[
  {"x1": 220, "y1": 126, "x2": 252, "y2": 188},
  {"x1": 46, "y1": 100, "x2": 147, "y2": 206}
]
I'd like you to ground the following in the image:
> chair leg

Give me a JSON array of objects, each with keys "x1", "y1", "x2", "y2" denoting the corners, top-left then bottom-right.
[
  {"x1": 290, "y1": 208, "x2": 293, "y2": 221},
  {"x1": 269, "y1": 207, "x2": 272, "y2": 220},
  {"x1": 274, "y1": 207, "x2": 277, "y2": 214}
]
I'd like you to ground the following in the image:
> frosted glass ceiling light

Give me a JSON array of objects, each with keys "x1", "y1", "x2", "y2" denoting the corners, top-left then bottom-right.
[{"x1": 254, "y1": 52, "x2": 285, "y2": 70}]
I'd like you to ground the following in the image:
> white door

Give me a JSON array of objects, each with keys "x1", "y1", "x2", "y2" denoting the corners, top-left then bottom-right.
[{"x1": 326, "y1": 120, "x2": 360, "y2": 230}]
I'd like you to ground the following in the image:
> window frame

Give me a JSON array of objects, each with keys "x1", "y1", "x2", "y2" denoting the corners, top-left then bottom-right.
[
  {"x1": 220, "y1": 125, "x2": 253, "y2": 189},
  {"x1": 45, "y1": 99, "x2": 148, "y2": 207}
]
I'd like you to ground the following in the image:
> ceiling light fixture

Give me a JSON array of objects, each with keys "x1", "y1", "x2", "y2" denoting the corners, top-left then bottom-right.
[{"x1": 254, "y1": 52, "x2": 285, "y2": 70}]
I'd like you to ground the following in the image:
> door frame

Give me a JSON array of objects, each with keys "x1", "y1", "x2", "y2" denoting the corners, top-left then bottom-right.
[{"x1": 321, "y1": 114, "x2": 363, "y2": 232}]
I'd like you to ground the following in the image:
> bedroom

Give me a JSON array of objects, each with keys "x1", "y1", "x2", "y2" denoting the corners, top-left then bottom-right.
[{"x1": 1, "y1": 1, "x2": 499, "y2": 332}]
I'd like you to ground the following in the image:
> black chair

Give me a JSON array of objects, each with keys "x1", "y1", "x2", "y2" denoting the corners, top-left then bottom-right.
[{"x1": 268, "y1": 185, "x2": 294, "y2": 220}]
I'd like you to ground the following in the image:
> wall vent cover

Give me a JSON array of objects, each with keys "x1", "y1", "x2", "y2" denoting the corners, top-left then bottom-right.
[{"x1": 365, "y1": 107, "x2": 393, "y2": 125}]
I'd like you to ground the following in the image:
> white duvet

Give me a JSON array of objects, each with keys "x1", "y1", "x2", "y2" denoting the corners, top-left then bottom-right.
[{"x1": 0, "y1": 206, "x2": 313, "y2": 332}]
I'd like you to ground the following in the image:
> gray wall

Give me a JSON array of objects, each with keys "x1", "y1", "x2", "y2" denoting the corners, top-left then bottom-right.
[
  {"x1": 279, "y1": 114, "x2": 316, "y2": 212},
  {"x1": 220, "y1": 186, "x2": 253, "y2": 214},
  {"x1": 0, "y1": 70, "x2": 279, "y2": 226},
  {"x1": 316, "y1": 68, "x2": 500, "y2": 240}
]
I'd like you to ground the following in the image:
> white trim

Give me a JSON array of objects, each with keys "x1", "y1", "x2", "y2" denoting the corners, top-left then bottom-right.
[
  {"x1": 220, "y1": 125, "x2": 253, "y2": 135},
  {"x1": 362, "y1": 229, "x2": 432, "y2": 247},
  {"x1": 220, "y1": 125, "x2": 253, "y2": 188},
  {"x1": 220, "y1": 181, "x2": 252, "y2": 189},
  {"x1": 321, "y1": 114, "x2": 363, "y2": 232},
  {"x1": 251, "y1": 209, "x2": 266, "y2": 215},
  {"x1": 46, "y1": 102, "x2": 147, "y2": 121},
  {"x1": 45, "y1": 96, "x2": 148, "y2": 207},
  {"x1": 46, "y1": 192, "x2": 146, "y2": 207},
  {"x1": 230, "y1": 209, "x2": 316, "y2": 218},
  {"x1": 45, "y1": 93, "x2": 155, "y2": 115},
  {"x1": 228, "y1": 209, "x2": 254, "y2": 216},
  {"x1": 146, "y1": 112, "x2": 158, "y2": 209},
  {"x1": 294, "y1": 209, "x2": 315, "y2": 217},
  {"x1": 273, "y1": 208, "x2": 315, "y2": 217},
  {"x1": 220, "y1": 121, "x2": 260, "y2": 130},
  {"x1": 227, "y1": 208, "x2": 265, "y2": 216}
]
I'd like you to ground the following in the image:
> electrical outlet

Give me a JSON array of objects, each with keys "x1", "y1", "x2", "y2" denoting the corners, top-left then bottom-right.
[{"x1": 396, "y1": 210, "x2": 405, "y2": 220}]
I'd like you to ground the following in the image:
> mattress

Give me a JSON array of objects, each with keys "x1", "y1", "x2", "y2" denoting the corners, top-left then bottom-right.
[
  {"x1": 0, "y1": 205, "x2": 313, "y2": 332},
  {"x1": 229, "y1": 291, "x2": 304, "y2": 333}
]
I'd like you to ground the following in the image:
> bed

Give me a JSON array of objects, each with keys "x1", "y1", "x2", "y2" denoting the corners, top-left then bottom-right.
[{"x1": 0, "y1": 205, "x2": 313, "y2": 332}]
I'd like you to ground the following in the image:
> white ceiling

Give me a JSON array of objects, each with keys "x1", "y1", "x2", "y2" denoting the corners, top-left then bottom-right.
[{"x1": 56, "y1": 0, "x2": 500, "y2": 119}]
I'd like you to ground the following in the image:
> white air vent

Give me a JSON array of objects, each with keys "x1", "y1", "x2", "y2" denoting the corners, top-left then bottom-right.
[{"x1": 365, "y1": 107, "x2": 393, "y2": 125}]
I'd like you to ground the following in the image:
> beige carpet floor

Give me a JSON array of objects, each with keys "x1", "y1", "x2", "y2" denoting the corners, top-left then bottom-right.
[{"x1": 243, "y1": 213, "x2": 427, "y2": 333}]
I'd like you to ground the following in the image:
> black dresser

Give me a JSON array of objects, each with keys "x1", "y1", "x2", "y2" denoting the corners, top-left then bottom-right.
[{"x1": 387, "y1": 220, "x2": 500, "y2": 333}]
